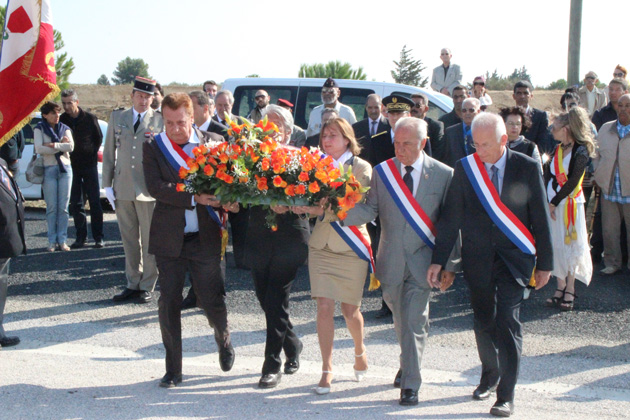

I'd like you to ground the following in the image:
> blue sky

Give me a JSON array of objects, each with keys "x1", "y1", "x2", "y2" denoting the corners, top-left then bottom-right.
[{"x1": 47, "y1": 0, "x2": 627, "y2": 87}]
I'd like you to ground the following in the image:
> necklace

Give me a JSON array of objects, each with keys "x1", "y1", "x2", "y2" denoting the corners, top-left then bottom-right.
[{"x1": 561, "y1": 142, "x2": 573, "y2": 150}]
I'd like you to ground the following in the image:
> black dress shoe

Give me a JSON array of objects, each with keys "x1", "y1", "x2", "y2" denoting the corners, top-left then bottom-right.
[
  {"x1": 399, "y1": 389, "x2": 418, "y2": 406},
  {"x1": 393, "y1": 369, "x2": 402, "y2": 388},
  {"x1": 113, "y1": 288, "x2": 139, "y2": 302},
  {"x1": 490, "y1": 399, "x2": 514, "y2": 417},
  {"x1": 159, "y1": 372, "x2": 182, "y2": 388},
  {"x1": 181, "y1": 295, "x2": 197, "y2": 310},
  {"x1": 473, "y1": 384, "x2": 497, "y2": 400},
  {"x1": 284, "y1": 341, "x2": 303, "y2": 374},
  {"x1": 94, "y1": 239, "x2": 105, "y2": 248},
  {"x1": 375, "y1": 304, "x2": 392, "y2": 319},
  {"x1": 70, "y1": 240, "x2": 85, "y2": 249},
  {"x1": 0, "y1": 336, "x2": 20, "y2": 347},
  {"x1": 138, "y1": 291, "x2": 152, "y2": 304},
  {"x1": 219, "y1": 343, "x2": 235, "y2": 372},
  {"x1": 258, "y1": 372, "x2": 281, "y2": 388}
]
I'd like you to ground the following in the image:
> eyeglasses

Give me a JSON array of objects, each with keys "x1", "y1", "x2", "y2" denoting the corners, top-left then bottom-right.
[
  {"x1": 461, "y1": 108, "x2": 478, "y2": 113},
  {"x1": 322, "y1": 88, "x2": 336, "y2": 94},
  {"x1": 614, "y1": 72, "x2": 624, "y2": 77},
  {"x1": 413, "y1": 103, "x2": 425, "y2": 108},
  {"x1": 473, "y1": 82, "x2": 485, "y2": 86},
  {"x1": 506, "y1": 122, "x2": 522, "y2": 127}
]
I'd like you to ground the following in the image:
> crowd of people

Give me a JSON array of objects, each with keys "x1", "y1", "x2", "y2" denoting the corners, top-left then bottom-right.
[{"x1": 1, "y1": 49, "x2": 629, "y2": 418}]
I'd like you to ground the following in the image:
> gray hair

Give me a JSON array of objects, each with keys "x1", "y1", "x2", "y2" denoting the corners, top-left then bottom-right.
[
  {"x1": 216, "y1": 89, "x2": 234, "y2": 105},
  {"x1": 471, "y1": 112, "x2": 506, "y2": 143},
  {"x1": 264, "y1": 104, "x2": 294, "y2": 135},
  {"x1": 189, "y1": 90, "x2": 214, "y2": 107},
  {"x1": 61, "y1": 89, "x2": 78, "y2": 101},
  {"x1": 366, "y1": 93, "x2": 381, "y2": 104},
  {"x1": 463, "y1": 97, "x2": 481, "y2": 110},
  {"x1": 321, "y1": 108, "x2": 340, "y2": 119},
  {"x1": 394, "y1": 116, "x2": 428, "y2": 147}
]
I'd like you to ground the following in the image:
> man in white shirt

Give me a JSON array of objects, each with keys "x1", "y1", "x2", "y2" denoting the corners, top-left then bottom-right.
[{"x1": 306, "y1": 77, "x2": 357, "y2": 138}]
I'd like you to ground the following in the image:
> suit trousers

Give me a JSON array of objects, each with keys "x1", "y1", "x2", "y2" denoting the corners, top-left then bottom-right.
[
  {"x1": 69, "y1": 165, "x2": 103, "y2": 242},
  {"x1": 156, "y1": 234, "x2": 229, "y2": 376},
  {"x1": 115, "y1": 199, "x2": 158, "y2": 291},
  {"x1": 601, "y1": 198, "x2": 630, "y2": 270},
  {"x1": 250, "y1": 240, "x2": 307, "y2": 374},
  {"x1": 466, "y1": 255, "x2": 524, "y2": 402},
  {"x1": 0, "y1": 258, "x2": 10, "y2": 338},
  {"x1": 381, "y1": 265, "x2": 431, "y2": 391},
  {"x1": 229, "y1": 208, "x2": 249, "y2": 267}
]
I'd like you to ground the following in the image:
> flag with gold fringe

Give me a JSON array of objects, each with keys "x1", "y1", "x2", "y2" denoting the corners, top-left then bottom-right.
[{"x1": 0, "y1": 0, "x2": 58, "y2": 147}]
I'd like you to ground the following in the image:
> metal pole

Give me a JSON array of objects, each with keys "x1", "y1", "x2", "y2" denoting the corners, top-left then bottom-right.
[{"x1": 567, "y1": 0, "x2": 583, "y2": 87}]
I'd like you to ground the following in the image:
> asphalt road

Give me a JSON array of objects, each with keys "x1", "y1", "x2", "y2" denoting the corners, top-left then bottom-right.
[{"x1": 1, "y1": 204, "x2": 629, "y2": 419}]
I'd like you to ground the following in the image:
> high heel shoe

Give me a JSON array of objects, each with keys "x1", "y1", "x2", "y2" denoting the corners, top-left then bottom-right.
[
  {"x1": 315, "y1": 371, "x2": 333, "y2": 395},
  {"x1": 354, "y1": 348, "x2": 368, "y2": 382},
  {"x1": 545, "y1": 287, "x2": 566, "y2": 308},
  {"x1": 560, "y1": 291, "x2": 577, "y2": 311}
]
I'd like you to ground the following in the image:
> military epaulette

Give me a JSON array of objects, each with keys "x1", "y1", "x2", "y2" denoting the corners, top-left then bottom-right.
[{"x1": 371, "y1": 131, "x2": 388, "y2": 138}]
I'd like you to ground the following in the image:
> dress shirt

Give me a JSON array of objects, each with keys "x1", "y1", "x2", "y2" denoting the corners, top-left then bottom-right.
[
  {"x1": 483, "y1": 148, "x2": 507, "y2": 194},
  {"x1": 175, "y1": 130, "x2": 201, "y2": 233},
  {"x1": 586, "y1": 88, "x2": 596, "y2": 115},
  {"x1": 399, "y1": 153, "x2": 424, "y2": 196},
  {"x1": 199, "y1": 117, "x2": 212, "y2": 132},
  {"x1": 369, "y1": 118, "x2": 380, "y2": 136},
  {"x1": 132, "y1": 109, "x2": 148, "y2": 127}
]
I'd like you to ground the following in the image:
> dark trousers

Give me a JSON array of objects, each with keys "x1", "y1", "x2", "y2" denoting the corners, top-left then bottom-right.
[
  {"x1": 250, "y1": 239, "x2": 307, "y2": 374},
  {"x1": 156, "y1": 234, "x2": 229, "y2": 376},
  {"x1": 69, "y1": 165, "x2": 103, "y2": 242},
  {"x1": 465, "y1": 256, "x2": 524, "y2": 402},
  {"x1": 229, "y1": 208, "x2": 249, "y2": 267}
]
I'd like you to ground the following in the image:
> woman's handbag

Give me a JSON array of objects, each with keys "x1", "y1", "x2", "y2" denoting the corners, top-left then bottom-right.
[{"x1": 25, "y1": 154, "x2": 45, "y2": 184}]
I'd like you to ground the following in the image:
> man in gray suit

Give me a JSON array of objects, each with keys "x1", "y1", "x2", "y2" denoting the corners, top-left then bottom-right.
[
  {"x1": 343, "y1": 117, "x2": 459, "y2": 406},
  {"x1": 430, "y1": 48, "x2": 463, "y2": 96},
  {"x1": 103, "y1": 77, "x2": 164, "y2": 304}
]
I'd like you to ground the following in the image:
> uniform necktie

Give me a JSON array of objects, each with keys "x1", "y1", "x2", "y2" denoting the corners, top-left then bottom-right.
[
  {"x1": 134, "y1": 114, "x2": 141, "y2": 132},
  {"x1": 371, "y1": 120, "x2": 377, "y2": 137},
  {"x1": 403, "y1": 166, "x2": 414, "y2": 193},
  {"x1": 491, "y1": 165, "x2": 500, "y2": 194},
  {"x1": 1, "y1": 168, "x2": 16, "y2": 200}
]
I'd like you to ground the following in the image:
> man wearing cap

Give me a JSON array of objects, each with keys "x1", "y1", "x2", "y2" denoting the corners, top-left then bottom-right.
[
  {"x1": 430, "y1": 48, "x2": 463, "y2": 96},
  {"x1": 189, "y1": 91, "x2": 229, "y2": 140},
  {"x1": 442, "y1": 97, "x2": 481, "y2": 168},
  {"x1": 352, "y1": 94, "x2": 388, "y2": 163},
  {"x1": 305, "y1": 78, "x2": 357, "y2": 138},
  {"x1": 247, "y1": 90, "x2": 270, "y2": 123},
  {"x1": 103, "y1": 76, "x2": 164, "y2": 304},
  {"x1": 371, "y1": 95, "x2": 432, "y2": 167}
]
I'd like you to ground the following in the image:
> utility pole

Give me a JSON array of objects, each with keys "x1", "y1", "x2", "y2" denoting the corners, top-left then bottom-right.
[{"x1": 567, "y1": 0, "x2": 583, "y2": 86}]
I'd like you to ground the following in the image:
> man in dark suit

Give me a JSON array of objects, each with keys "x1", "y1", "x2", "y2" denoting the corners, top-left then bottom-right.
[
  {"x1": 411, "y1": 93, "x2": 444, "y2": 162},
  {"x1": 428, "y1": 113, "x2": 552, "y2": 418},
  {"x1": 352, "y1": 94, "x2": 388, "y2": 162},
  {"x1": 442, "y1": 97, "x2": 481, "y2": 168},
  {"x1": 190, "y1": 90, "x2": 229, "y2": 140},
  {"x1": 143, "y1": 93, "x2": 236, "y2": 388},
  {"x1": 0, "y1": 158, "x2": 26, "y2": 348},
  {"x1": 513, "y1": 80, "x2": 553, "y2": 154},
  {"x1": 439, "y1": 85, "x2": 468, "y2": 130}
]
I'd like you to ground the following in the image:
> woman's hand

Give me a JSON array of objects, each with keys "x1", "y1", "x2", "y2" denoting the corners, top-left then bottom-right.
[
  {"x1": 549, "y1": 203, "x2": 556, "y2": 221},
  {"x1": 223, "y1": 202, "x2": 239, "y2": 213},
  {"x1": 291, "y1": 205, "x2": 322, "y2": 216},
  {"x1": 270, "y1": 205, "x2": 289, "y2": 214}
]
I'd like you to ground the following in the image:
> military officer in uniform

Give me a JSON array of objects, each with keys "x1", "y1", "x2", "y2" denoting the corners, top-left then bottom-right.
[{"x1": 103, "y1": 77, "x2": 164, "y2": 304}]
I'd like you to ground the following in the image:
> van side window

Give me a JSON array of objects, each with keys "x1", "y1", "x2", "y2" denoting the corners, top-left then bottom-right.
[
  {"x1": 391, "y1": 90, "x2": 446, "y2": 120},
  {"x1": 233, "y1": 87, "x2": 296, "y2": 119},
  {"x1": 297, "y1": 87, "x2": 375, "y2": 129}
]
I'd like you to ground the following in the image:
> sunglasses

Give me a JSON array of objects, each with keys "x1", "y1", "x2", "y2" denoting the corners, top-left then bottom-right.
[
  {"x1": 255, "y1": 95, "x2": 266, "y2": 99},
  {"x1": 585, "y1": 76, "x2": 595, "y2": 80},
  {"x1": 614, "y1": 72, "x2": 624, "y2": 77},
  {"x1": 461, "y1": 108, "x2": 478, "y2": 113},
  {"x1": 473, "y1": 82, "x2": 485, "y2": 86}
]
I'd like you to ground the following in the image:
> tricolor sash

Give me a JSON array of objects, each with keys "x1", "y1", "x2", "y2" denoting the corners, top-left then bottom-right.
[
  {"x1": 553, "y1": 145, "x2": 584, "y2": 244},
  {"x1": 330, "y1": 222, "x2": 375, "y2": 273},
  {"x1": 461, "y1": 153, "x2": 536, "y2": 255},
  {"x1": 375, "y1": 159, "x2": 436, "y2": 249},
  {"x1": 154, "y1": 132, "x2": 228, "y2": 253}
]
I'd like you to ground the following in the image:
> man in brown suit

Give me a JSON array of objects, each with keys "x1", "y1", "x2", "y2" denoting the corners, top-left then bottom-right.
[{"x1": 143, "y1": 93, "x2": 236, "y2": 387}]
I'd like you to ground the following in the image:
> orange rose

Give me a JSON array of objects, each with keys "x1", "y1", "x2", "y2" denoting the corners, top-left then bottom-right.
[
  {"x1": 295, "y1": 184, "x2": 306, "y2": 195},
  {"x1": 179, "y1": 167, "x2": 189, "y2": 179},
  {"x1": 308, "y1": 181, "x2": 320, "y2": 193},
  {"x1": 329, "y1": 181, "x2": 343, "y2": 189},
  {"x1": 261, "y1": 158, "x2": 270, "y2": 171},
  {"x1": 337, "y1": 210, "x2": 348, "y2": 220},
  {"x1": 196, "y1": 155, "x2": 205, "y2": 164},
  {"x1": 284, "y1": 184, "x2": 296, "y2": 196},
  {"x1": 204, "y1": 165, "x2": 215, "y2": 176},
  {"x1": 176, "y1": 183, "x2": 186, "y2": 192},
  {"x1": 298, "y1": 171, "x2": 310, "y2": 182},
  {"x1": 219, "y1": 153, "x2": 229, "y2": 163},
  {"x1": 207, "y1": 156, "x2": 218, "y2": 166},
  {"x1": 273, "y1": 175, "x2": 287, "y2": 188},
  {"x1": 188, "y1": 162, "x2": 199, "y2": 173},
  {"x1": 256, "y1": 175, "x2": 268, "y2": 191}
]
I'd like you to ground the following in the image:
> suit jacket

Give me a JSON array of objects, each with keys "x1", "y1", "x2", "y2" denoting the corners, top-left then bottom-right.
[
  {"x1": 370, "y1": 128, "x2": 433, "y2": 167},
  {"x1": 432, "y1": 148, "x2": 553, "y2": 286},
  {"x1": 425, "y1": 117, "x2": 445, "y2": 163},
  {"x1": 431, "y1": 64, "x2": 462, "y2": 94},
  {"x1": 206, "y1": 119, "x2": 229, "y2": 140},
  {"x1": 310, "y1": 156, "x2": 372, "y2": 252},
  {"x1": 143, "y1": 128, "x2": 224, "y2": 258},
  {"x1": 290, "y1": 125, "x2": 307, "y2": 148},
  {"x1": 525, "y1": 108, "x2": 553, "y2": 154},
  {"x1": 103, "y1": 107, "x2": 163, "y2": 201},
  {"x1": 344, "y1": 154, "x2": 457, "y2": 286},
  {"x1": 438, "y1": 110, "x2": 462, "y2": 130},
  {"x1": 442, "y1": 123, "x2": 472, "y2": 168},
  {"x1": 0, "y1": 160, "x2": 26, "y2": 258},
  {"x1": 212, "y1": 113, "x2": 246, "y2": 127},
  {"x1": 578, "y1": 85, "x2": 607, "y2": 116},
  {"x1": 352, "y1": 116, "x2": 388, "y2": 163}
]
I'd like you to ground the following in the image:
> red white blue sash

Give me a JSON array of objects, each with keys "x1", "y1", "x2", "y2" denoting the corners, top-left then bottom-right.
[
  {"x1": 331, "y1": 222, "x2": 375, "y2": 273},
  {"x1": 460, "y1": 153, "x2": 536, "y2": 255},
  {"x1": 375, "y1": 159, "x2": 436, "y2": 249},
  {"x1": 154, "y1": 132, "x2": 226, "y2": 229}
]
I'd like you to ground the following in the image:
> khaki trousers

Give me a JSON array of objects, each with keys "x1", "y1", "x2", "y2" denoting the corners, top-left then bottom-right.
[{"x1": 601, "y1": 198, "x2": 630, "y2": 270}]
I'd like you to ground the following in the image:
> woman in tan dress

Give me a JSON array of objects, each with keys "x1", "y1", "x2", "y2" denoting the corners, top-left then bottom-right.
[{"x1": 292, "y1": 117, "x2": 371, "y2": 395}]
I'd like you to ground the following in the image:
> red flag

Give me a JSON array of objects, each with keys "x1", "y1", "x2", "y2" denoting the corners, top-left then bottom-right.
[{"x1": 0, "y1": 0, "x2": 58, "y2": 146}]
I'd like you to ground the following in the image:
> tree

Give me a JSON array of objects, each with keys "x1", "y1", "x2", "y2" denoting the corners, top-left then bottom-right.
[
  {"x1": 298, "y1": 61, "x2": 366, "y2": 80},
  {"x1": 391, "y1": 45, "x2": 427, "y2": 87},
  {"x1": 546, "y1": 78, "x2": 568, "y2": 90},
  {"x1": 97, "y1": 74, "x2": 110, "y2": 85},
  {"x1": 1, "y1": 7, "x2": 75, "y2": 90},
  {"x1": 483, "y1": 66, "x2": 532, "y2": 90},
  {"x1": 112, "y1": 57, "x2": 150, "y2": 85}
]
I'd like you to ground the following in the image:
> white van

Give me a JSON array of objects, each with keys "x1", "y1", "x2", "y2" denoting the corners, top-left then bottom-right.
[{"x1": 221, "y1": 78, "x2": 453, "y2": 129}]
